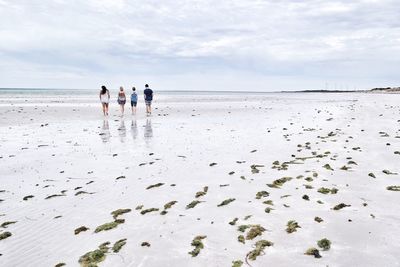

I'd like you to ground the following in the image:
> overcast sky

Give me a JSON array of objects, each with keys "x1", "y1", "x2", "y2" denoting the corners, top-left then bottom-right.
[{"x1": 0, "y1": 0, "x2": 399, "y2": 91}]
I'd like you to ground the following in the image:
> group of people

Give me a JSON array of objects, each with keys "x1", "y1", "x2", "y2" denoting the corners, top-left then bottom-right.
[{"x1": 99, "y1": 84, "x2": 154, "y2": 116}]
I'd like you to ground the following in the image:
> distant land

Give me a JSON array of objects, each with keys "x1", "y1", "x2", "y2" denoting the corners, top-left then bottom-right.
[{"x1": 285, "y1": 87, "x2": 400, "y2": 93}]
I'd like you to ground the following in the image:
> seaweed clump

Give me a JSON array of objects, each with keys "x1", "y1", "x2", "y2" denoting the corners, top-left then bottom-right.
[
  {"x1": 232, "y1": 260, "x2": 243, "y2": 267},
  {"x1": 217, "y1": 198, "x2": 236, "y2": 207},
  {"x1": 386, "y1": 186, "x2": 400, "y2": 191},
  {"x1": 317, "y1": 238, "x2": 331, "y2": 251},
  {"x1": 23, "y1": 195, "x2": 34, "y2": 201},
  {"x1": 74, "y1": 226, "x2": 89, "y2": 235},
  {"x1": 255, "y1": 191, "x2": 269, "y2": 199},
  {"x1": 188, "y1": 235, "x2": 207, "y2": 257},
  {"x1": 111, "y1": 208, "x2": 131, "y2": 219},
  {"x1": 0, "y1": 231, "x2": 12, "y2": 240},
  {"x1": 146, "y1": 183, "x2": 164, "y2": 190},
  {"x1": 251, "y1": 164, "x2": 264, "y2": 174},
  {"x1": 78, "y1": 242, "x2": 110, "y2": 266},
  {"x1": 94, "y1": 219, "x2": 125, "y2": 233},
  {"x1": 317, "y1": 187, "x2": 338, "y2": 194},
  {"x1": 186, "y1": 200, "x2": 203, "y2": 209},
  {"x1": 286, "y1": 220, "x2": 301, "y2": 233},
  {"x1": 304, "y1": 247, "x2": 321, "y2": 258},
  {"x1": 247, "y1": 240, "x2": 274, "y2": 261},
  {"x1": 267, "y1": 177, "x2": 292, "y2": 188},
  {"x1": 112, "y1": 239, "x2": 127, "y2": 253},
  {"x1": 195, "y1": 186, "x2": 208, "y2": 198},
  {"x1": 229, "y1": 218, "x2": 238, "y2": 226},
  {"x1": 140, "y1": 208, "x2": 159, "y2": 215},
  {"x1": 314, "y1": 217, "x2": 323, "y2": 223},
  {"x1": 246, "y1": 225, "x2": 266, "y2": 240},
  {"x1": 332, "y1": 203, "x2": 351, "y2": 210},
  {"x1": 0, "y1": 221, "x2": 17, "y2": 228}
]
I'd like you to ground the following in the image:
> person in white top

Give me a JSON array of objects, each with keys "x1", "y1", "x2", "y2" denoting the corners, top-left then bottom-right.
[{"x1": 99, "y1": 85, "x2": 110, "y2": 116}]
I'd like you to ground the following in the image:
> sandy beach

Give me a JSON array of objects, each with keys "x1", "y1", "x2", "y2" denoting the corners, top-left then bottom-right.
[{"x1": 0, "y1": 90, "x2": 399, "y2": 267}]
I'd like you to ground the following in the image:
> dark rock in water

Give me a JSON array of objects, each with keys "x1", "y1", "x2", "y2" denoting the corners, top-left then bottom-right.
[
  {"x1": 209, "y1": 162, "x2": 217, "y2": 166},
  {"x1": 141, "y1": 242, "x2": 151, "y2": 247}
]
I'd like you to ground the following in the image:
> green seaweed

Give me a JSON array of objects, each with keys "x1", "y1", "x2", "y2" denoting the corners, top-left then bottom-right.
[
  {"x1": 195, "y1": 186, "x2": 208, "y2": 198},
  {"x1": 264, "y1": 207, "x2": 273, "y2": 213},
  {"x1": 74, "y1": 226, "x2": 89, "y2": 235},
  {"x1": 141, "y1": 241, "x2": 151, "y2": 247},
  {"x1": 112, "y1": 239, "x2": 127, "y2": 253},
  {"x1": 247, "y1": 240, "x2": 273, "y2": 261},
  {"x1": 386, "y1": 186, "x2": 400, "y2": 191},
  {"x1": 263, "y1": 200, "x2": 273, "y2": 206},
  {"x1": 383, "y1": 170, "x2": 398, "y2": 175},
  {"x1": 0, "y1": 231, "x2": 12, "y2": 240},
  {"x1": 243, "y1": 215, "x2": 252, "y2": 220},
  {"x1": 135, "y1": 205, "x2": 144, "y2": 210},
  {"x1": 286, "y1": 220, "x2": 301, "y2": 233},
  {"x1": 94, "y1": 219, "x2": 125, "y2": 233},
  {"x1": 23, "y1": 195, "x2": 34, "y2": 201},
  {"x1": 229, "y1": 218, "x2": 238, "y2": 226},
  {"x1": 232, "y1": 260, "x2": 243, "y2": 267},
  {"x1": 251, "y1": 164, "x2": 264, "y2": 174},
  {"x1": 54, "y1": 263, "x2": 66, "y2": 267},
  {"x1": 164, "y1": 200, "x2": 178, "y2": 209},
  {"x1": 238, "y1": 235, "x2": 245, "y2": 244},
  {"x1": 45, "y1": 193, "x2": 66, "y2": 199},
  {"x1": 217, "y1": 198, "x2": 236, "y2": 207},
  {"x1": 111, "y1": 208, "x2": 131, "y2": 219},
  {"x1": 188, "y1": 235, "x2": 207, "y2": 257},
  {"x1": 333, "y1": 203, "x2": 351, "y2": 210},
  {"x1": 238, "y1": 225, "x2": 251, "y2": 232},
  {"x1": 186, "y1": 200, "x2": 202, "y2": 209},
  {"x1": 267, "y1": 177, "x2": 292, "y2": 188},
  {"x1": 146, "y1": 183, "x2": 164, "y2": 189},
  {"x1": 323, "y1": 164, "x2": 334, "y2": 171},
  {"x1": 304, "y1": 247, "x2": 321, "y2": 258},
  {"x1": 0, "y1": 221, "x2": 17, "y2": 228},
  {"x1": 317, "y1": 238, "x2": 331, "y2": 251},
  {"x1": 78, "y1": 242, "x2": 110, "y2": 267},
  {"x1": 140, "y1": 208, "x2": 159, "y2": 215},
  {"x1": 255, "y1": 191, "x2": 269, "y2": 199},
  {"x1": 246, "y1": 225, "x2": 266, "y2": 240},
  {"x1": 314, "y1": 217, "x2": 323, "y2": 223},
  {"x1": 317, "y1": 187, "x2": 331, "y2": 194}
]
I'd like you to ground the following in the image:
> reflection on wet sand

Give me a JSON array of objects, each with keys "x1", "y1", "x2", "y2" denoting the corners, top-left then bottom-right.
[
  {"x1": 118, "y1": 119, "x2": 126, "y2": 143},
  {"x1": 131, "y1": 119, "x2": 138, "y2": 140},
  {"x1": 144, "y1": 118, "x2": 153, "y2": 143},
  {"x1": 100, "y1": 119, "x2": 110, "y2": 143}
]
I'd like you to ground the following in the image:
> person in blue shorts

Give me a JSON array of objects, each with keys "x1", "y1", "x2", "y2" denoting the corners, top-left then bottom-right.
[
  {"x1": 130, "y1": 87, "x2": 138, "y2": 115},
  {"x1": 144, "y1": 84, "x2": 153, "y2": 115}
]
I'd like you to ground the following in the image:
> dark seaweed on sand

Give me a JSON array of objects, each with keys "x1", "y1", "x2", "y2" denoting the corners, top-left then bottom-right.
[{"x1": 188, "y1": 235, "x2": 207, "y2": 257}]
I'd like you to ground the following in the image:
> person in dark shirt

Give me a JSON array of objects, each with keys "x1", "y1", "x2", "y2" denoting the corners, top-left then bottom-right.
[{"x1": 144, "y1": 84, "x2": 153, "y2": 115}]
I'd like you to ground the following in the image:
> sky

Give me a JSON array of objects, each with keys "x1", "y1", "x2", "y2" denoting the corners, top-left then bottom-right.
[{"x1": 0, "y1": 0, "x2": 399, "y2": 91}]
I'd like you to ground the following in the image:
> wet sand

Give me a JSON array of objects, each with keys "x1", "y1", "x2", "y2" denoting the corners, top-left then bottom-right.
[{"x1": 0, "y1": 92, "x2": 399, "y2": 266}]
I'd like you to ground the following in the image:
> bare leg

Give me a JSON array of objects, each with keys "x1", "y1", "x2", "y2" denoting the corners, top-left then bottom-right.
[
  {"x1": 102, "y1": 103, "x2": 106, "y2": 116},
  {"x1": 105, "y1": 103, "x2": 109, "y2": 115}
]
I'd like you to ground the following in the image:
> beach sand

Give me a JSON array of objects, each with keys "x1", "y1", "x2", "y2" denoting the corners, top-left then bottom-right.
[{"x1": 0, "y1": 92, "x2": 399, "y2": 266}]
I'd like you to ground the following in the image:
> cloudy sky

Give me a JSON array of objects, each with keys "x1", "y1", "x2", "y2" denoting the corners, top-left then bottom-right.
[{"x1": 0, "y1": 0, "x2": 399, "y2": 91}]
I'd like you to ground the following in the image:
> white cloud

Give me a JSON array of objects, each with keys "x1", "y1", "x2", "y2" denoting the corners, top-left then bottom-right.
[{"x1": 0, "y1": 0, "x2": 399, "y2": 90}]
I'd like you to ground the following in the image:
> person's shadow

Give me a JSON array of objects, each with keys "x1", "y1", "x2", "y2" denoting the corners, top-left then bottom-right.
[
  {"x1": 118, "y1": 119, "x2": 126, "y2": 143},
  {"x1": 131, "y1": 119, "x2": 138, "y2": 140},
  {"x1": 144, "y1": 118, "x2": 153, "y2": 144},
  {"x1": 100, "y1": 119, "x2": 111, "y2": 143}
]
